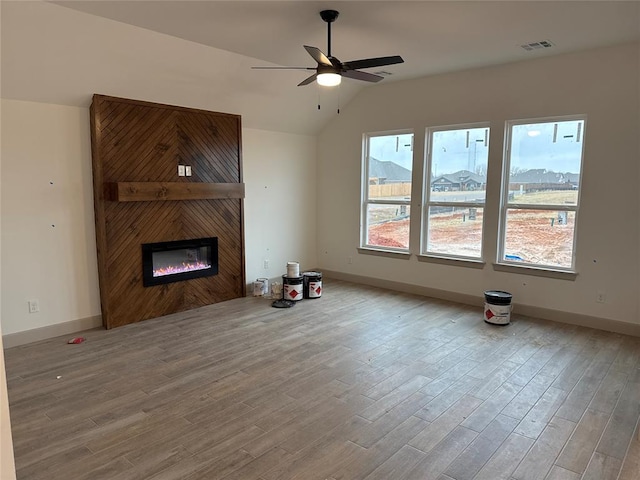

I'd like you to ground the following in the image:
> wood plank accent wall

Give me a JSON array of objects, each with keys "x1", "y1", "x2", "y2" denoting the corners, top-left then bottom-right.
[{"x1": 90, "y1": 95, "x2": 246, "y2": 329}]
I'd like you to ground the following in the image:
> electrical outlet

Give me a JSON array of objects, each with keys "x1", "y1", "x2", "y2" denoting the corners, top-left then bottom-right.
[
  {"x1": 263, "y1": 259, "x2": 269, "y2": 269},
  {"x1": 178, "y1": 165, "x2": 186, "y2": 176},
  {"x1": 348, "y1": 256, "x2": 353, "y2": 264},
  {"x1": 185, "y1": 165, "x2": 192, "y2": 176},
  {"x1": 28, "y1": 299, "x2": 39, "y2": 313},
  {"x1": 596, "y1": 292, "x2": 606, "y2": 303}
]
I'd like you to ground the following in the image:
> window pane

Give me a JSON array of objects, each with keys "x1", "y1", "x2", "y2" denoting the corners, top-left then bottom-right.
[
  {"x1": 366, "y1": 204, "x2": 410, "y2": 249},
  {"x1": 503, "y1": 209, "x2": 575, "y2": 268},
  {"x1": 508, "y1": 120, "x2": 583, "y2": 206},
  {"x1": 430, "y1": 127, "x2": 488, "y2": 202},
  {"x1": 368, "y1": 133, "x2": 413, "y2": 201},
  {"x1": 426, "y1": 206, "x2": 483, "y2": 258}
]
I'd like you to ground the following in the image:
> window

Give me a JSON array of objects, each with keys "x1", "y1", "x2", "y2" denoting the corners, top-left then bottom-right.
[
  {"x1": 361, "y1": 131, "x2": 414, "y2": 250},
  {"x1": 422, "y1": 124, "x2": 490, "y2": 259},
  {"x1": 499, "y1": 116, "x2": 585, "y2": 270}
]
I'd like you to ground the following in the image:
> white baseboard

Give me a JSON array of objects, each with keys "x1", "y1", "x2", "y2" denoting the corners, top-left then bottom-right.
[
  {"x1": 5, "y1": 271, "x2": 638, "y2": 347},
  {"x1": 3, "y1": 315, "x2": 103, "y2": 349},
  {"x1": 322, "y1": 269, "x2": 482, "y2": 306},
  {"x1": 322, "y1": 269, "x2": 640, "y2": 338},
  {"x1": 513, "y1": 304, "x2": 640, "y2": 337}
]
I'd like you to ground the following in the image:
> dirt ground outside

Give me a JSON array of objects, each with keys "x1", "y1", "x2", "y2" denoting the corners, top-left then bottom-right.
[{"x1": 368, "y1": 190, "x2": 576, "y2": 267}]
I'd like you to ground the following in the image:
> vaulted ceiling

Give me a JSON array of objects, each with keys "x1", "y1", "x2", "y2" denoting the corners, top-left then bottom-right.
[{"x1": 2, "y1": 1, "x2": 639, "y2": 134}]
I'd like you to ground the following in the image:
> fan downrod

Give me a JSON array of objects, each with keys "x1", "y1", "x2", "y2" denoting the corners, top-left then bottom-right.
[{"x1": 319, "y1": 10, "x2": 339, "y2": 57}]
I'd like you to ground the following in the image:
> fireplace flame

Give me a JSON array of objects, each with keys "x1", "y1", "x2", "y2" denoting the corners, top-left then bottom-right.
[{"x1": 153, "y1": 261, "x2": 211, "y2": 277}]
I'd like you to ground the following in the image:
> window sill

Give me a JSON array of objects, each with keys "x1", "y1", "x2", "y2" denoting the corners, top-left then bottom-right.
[
  {"x1": 357, "y1": 247, "x2": 411, "y2": 260},
  {"x1": 416, "y1": 254, "x2": 485, "y2": 269},
  {"x1": 492, "y1": 262, "x2": 578, "y2": 280}
]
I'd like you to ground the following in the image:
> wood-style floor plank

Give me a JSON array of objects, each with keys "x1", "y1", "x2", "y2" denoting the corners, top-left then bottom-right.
[
  {"x1": 473, "y1": 432, "x2": 535, "y2": 480},
  {"x1": 512, "y1": 416, "x2": 576, "y2": 480},
  {"x1": 554, "y1": 408, "x2": 610, "y2": 474},
  {"x1": 4, "y1": 279, "x2": 640, "y2": 480},
  {"x1": 618, "y1": 420, "x2": 640, "y2": 480}
]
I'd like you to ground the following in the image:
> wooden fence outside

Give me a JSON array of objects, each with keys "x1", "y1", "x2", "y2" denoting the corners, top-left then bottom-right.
[{"x1": 369, "y1": 182, "x2": 412, "y2": 198}]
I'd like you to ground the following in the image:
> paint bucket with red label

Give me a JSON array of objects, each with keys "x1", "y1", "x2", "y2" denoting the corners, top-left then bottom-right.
[
  {"x1": 302, "y1": 272, "x2": 323, "y2": 299},
  {"x1": 283, "y1": 275, "x2": 303, "y2": 301},
  {"x1": 483, "y1": 290, "x2": 512, "y2": 325}
]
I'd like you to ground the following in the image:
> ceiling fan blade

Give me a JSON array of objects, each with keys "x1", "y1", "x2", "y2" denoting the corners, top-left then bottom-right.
[
  {"x1": 251, "y1": 66, "x2": 315, "y2": 70},
  {"x1": 304, "y1": 45, "x2": 332, "y2": 66},
  {"x1": 342, "y1": 70, "x2": 384, "y2": 83},
  {"x1": 342, "y1": 55, "x2": 404, "y2": 71},
  {"x1": 297, "y1": 73, "x2": 318, "y2": 86}
]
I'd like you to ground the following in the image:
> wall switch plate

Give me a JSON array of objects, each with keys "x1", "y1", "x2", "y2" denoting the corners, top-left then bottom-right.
[
  {"x1": 28, "y1": 299, "x2": 39, "y2": 313},
  {"x1": 185, "y1": 166, "x2": 192, "y2": 176},
  {"x1": 264, "y1": 259, "x2": 269, "y2": 269},
  {"x1": 596, "y1": 292, "x2": 606, "y2": 303},
  {"x1": 178, "y1": 165, "x2": 186, "y2": 176}
]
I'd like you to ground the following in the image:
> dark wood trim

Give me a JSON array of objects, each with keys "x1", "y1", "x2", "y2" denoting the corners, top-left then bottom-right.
[
  {"x1": 90, "y1": 97, "x2": 111, "y2": 325},
  {"x1": 106, "y1": 182, "x2": 245, "y2": 202},
  {"x1": 237, "y1": 123, "x2": 247, "y2": 297}
]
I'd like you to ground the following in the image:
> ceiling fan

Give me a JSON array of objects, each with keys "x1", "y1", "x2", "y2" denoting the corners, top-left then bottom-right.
[{"x1": 252, "y1": 10, "x2": 404, "y2": 87}]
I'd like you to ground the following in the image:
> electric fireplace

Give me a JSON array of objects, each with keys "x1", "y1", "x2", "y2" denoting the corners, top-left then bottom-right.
[{"x1": 142, "y1": 237, "x2": 218, "y2": 287}]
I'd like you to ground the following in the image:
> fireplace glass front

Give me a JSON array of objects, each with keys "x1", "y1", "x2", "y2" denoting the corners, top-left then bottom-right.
[{"x1": 142, "y1": 237, "x2": 218, "y2": 287}]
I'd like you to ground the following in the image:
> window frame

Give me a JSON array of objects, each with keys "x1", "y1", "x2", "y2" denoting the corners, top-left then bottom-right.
[
  {"x1": 421, "y1": 122, "x2": 490, "y2": 261},
  {"x1": 360, "y1": 129, "x2": 414, "y2": 252},
  {"x1": 497, "y1": 114, "x2": 586, "y2": 272}
]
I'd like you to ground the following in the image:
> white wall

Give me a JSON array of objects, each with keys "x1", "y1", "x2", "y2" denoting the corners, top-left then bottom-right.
[
  {"x1": 317, "y1": 42, "x2": 640, "y2": 326},
  {"x1": 243, "y1": 128, "x2": 318, "y2": 284},
  {"x1": 0, "y1": 100, "x2": 318, "y2": 336},
  {"x1": 1, "y1": 100, "x2": 99, "y2": 336}
]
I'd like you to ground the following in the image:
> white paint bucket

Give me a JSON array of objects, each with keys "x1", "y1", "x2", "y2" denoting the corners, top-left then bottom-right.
[
  {"x1": 287, "y1": 262, "x2": 300, "y2": 277},
  {"x1": 253, "y1": 278, "x2": 268, "y2": 297},
  {"x1": 483, "y1": 290, "x2": 513, "y2": 325},
  {"x1": 258, "y1": 278, "x2": 268, "y2": 296}
]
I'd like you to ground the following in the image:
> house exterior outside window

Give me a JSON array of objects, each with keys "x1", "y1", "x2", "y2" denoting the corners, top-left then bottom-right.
[
  {"x1": 361, "y1": 131, "x2": 414, "y2": 251},
  {"x1": 498, "y1": 116, "x2": 585, "y2": 271}
]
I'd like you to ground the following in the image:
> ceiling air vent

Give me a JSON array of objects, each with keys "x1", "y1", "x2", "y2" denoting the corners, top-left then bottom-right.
[{"x1": 521, "y1": 40, "x2": 554, "y2": 52}]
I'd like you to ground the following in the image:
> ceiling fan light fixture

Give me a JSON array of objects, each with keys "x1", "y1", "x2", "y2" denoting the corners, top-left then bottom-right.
[
  {"x1": 252, "y1": 10, "x2": 403, "y2": 88},
  {"x1": 317, "y1": 72, "x2": 341, "y2": 86}
]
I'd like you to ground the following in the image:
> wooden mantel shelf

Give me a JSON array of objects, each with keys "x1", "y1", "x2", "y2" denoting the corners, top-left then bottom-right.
[{"x1": 106, "y1": 182, "x2": 245, "y2": 202}]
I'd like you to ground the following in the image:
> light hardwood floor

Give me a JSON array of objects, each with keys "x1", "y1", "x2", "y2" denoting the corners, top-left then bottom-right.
[{"x1": 4, "y1": 279, "x2": 640, "y2": 480}]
